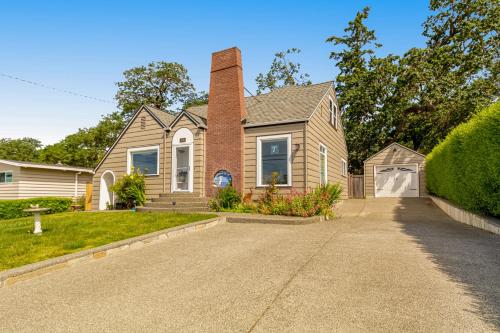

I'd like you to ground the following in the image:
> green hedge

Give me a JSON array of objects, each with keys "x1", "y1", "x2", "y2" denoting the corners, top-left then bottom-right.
[
  {"x1": 0, "y1": 197, "x2": 73, "y2": 220},
  {"x1": 426, "y1": 102, "x2": 500, "y2": 217}
]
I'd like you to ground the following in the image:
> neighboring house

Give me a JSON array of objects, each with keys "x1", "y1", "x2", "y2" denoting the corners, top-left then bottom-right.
[
  {"x1": 0, "y1": 160, "x2": 93, "y2": 200},
  {"x1": 364, "y1": 143, "x2": 426, "y2": 198},
  {"x1": 92, "y1": 47, "x2": 348, "y2": 210}
]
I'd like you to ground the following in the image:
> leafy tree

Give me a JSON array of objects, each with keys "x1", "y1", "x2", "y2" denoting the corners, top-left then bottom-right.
[
  {"x1": 0, "y1": 137, "x2": 42, "y2": 162},
  {"x1": 255, "y1": 48, "x2": 312, "y2": 95},
  {"x1": 326, "y1": 7, "x2": 399, "y2": 172},
  {"x1": 39, "y1": 112, "x2": 125, "y2": 168},
  {"x1": 394, "y1": 0, "x2": 499, "y2": 151},
  {"x1": 183, "y1": 91, "x2": 208, "y2": 109},
  {"x1": 327, "y1": 2, "x2": 499, "y2": 173},
  {"x1": 115, "y1": 61, "x2": 195, "y2": 120}
]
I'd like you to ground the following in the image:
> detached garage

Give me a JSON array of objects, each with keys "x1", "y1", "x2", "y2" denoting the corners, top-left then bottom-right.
[{"x1": 364, "y1": 143, "x2": 427, "y2": 198}]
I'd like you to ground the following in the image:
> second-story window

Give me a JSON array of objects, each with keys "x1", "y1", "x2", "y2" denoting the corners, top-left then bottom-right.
[{"x1": 329, "y1": 97, "x2": 338, "y2": 129}]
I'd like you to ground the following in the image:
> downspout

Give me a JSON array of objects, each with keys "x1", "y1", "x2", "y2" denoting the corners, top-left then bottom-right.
[
  {"x1": 163, "y1": 130, "x2": 167, "y2": 193},
  {"x1": 74, "y1": 172, "x2": 82, "y2": 199},
  {"x1": 303, "y1": 121, "x2": 308, "y2": 191}
]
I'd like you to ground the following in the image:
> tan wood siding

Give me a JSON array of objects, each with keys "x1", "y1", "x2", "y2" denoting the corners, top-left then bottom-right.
[
  {"x1": 0, "y1": 163, "x2": 20, "y2": 199},
  {"x1": 364, "y1": 145, "x2": 426, "y2": 197},
  {"x1": 92, "y1": 109, "x2": 166, "y2": 209},
  {"x1": 306, "y1": 86, "x2": 349, "y2": 199},
  {"x1": 244, "y1": 123, "x2": 306, "y2": 199}
]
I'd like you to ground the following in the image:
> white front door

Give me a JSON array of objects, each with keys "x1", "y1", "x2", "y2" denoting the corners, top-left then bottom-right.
[
  {"x1": 173, "y1": 145, "x2": 192, "y2": 192},
  {"x1": 375, "y1": 164, "x2": 419, "y2": 197}
]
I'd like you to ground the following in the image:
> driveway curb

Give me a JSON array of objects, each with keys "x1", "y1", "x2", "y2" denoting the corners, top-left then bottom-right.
[
  {"x1": 0, "y1": 216, "x2": 225, "y2": 288},
  {"x1": 430, "y1": 195, "x2": 500, "y2": 235},
  {"x1": 222, "y1": 213, "x2": 325, "y2": 225}
]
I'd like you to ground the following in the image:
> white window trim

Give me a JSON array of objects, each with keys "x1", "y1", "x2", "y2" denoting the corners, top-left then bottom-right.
[
  {"x1": 319, "y1": 143, "x2": 328, "y2": 185},
  {"x1": 341, "y1": 159, "x2": 348, "y2": 177},
  {"x1": 127, "y1": 145, "x2": 160, "y2": 176},
  {"x1": 329, "y1": 96, "x2": 338, "y2": 129},
  {"x1": 0, "y1": 170, "x2": 13, "y2": 184},
  {"x1": 256, "y1": 133, "x2": 292, "y2": 187}
]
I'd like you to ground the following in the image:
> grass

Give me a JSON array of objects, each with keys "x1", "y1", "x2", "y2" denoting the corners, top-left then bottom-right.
[{"x1": 0, "y1": 211, "x2": 216, "y2": 271}]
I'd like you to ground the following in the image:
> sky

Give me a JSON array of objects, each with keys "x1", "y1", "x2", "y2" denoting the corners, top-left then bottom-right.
[{"x1": 0, "y1": 0, "x2": 431, "y2": 145}]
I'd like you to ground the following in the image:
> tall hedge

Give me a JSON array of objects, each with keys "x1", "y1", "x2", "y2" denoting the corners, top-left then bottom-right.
[
  {"x1": 0, "y1": 197, "x2": 73, "y2": 220},
  {"x1": 426, "y1": 102, "x2": 500, "y2": 217}
]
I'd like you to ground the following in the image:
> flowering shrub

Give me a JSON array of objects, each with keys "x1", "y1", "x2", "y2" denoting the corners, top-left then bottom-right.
[{"x1": 257, "y1": 175, "x2": 342, "y2": 217}]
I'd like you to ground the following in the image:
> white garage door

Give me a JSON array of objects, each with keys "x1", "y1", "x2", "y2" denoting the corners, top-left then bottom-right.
[{"x1": 375, "y1": 164, "x2": 419, "y2": 197}]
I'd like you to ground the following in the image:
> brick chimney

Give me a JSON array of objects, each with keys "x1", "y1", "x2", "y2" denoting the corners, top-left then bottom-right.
[{"x1": 205, "y1": 47, "x2": 246, "y2": 196}]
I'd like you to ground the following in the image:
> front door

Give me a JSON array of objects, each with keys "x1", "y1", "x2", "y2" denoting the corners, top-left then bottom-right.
[{"x1": 174, "y1": 145, "x2": 191, "y2": 191}]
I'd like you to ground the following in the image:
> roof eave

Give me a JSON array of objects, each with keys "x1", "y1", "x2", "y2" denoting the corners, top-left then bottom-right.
[{"x1": 243, "y1": 119, "x2": 308, "y2": 128}]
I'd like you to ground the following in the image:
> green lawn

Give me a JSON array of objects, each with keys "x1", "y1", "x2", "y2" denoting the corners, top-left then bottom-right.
[{"x1": 0, "y1": 211, "x2": 216, "y2": 271}]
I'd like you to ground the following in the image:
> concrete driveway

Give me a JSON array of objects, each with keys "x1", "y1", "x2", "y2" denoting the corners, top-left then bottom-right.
[{"x1": 1, "y1": 198, "x2": 499, "y2": 332}]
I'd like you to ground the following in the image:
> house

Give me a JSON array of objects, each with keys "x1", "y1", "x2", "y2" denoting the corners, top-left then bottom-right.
[
  {"x1": 364, "y1": 142, "x2": 426, "y2": 198},
  {"x1": 0, "y1": 159, "x2": 93, "y2": 200},
  {"x1": 92, "y1": 47, "x2": 348, "y2": 210}
]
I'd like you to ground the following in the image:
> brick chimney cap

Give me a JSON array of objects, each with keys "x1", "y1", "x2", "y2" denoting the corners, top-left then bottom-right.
[{"x1": 211, "y1": 47, "x2": 242, "y2": 73}]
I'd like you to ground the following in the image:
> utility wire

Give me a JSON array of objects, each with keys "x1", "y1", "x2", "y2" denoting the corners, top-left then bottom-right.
[{"x1": 0, "y1": 72, "x2": 114, "y2": 104}]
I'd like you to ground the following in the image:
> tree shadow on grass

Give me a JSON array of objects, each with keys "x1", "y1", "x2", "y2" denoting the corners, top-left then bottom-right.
[{"x1": 393, "y1": 198, "x2": 500, "y2": 330}]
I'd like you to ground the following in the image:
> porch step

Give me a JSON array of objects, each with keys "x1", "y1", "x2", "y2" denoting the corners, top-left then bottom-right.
[
  {"x1": 136, "y1": 207, "x2": 210, "y2": 213},
  {"x1": 159, "y1": 193, "x2": 203, "y2": 198},
  {"x1": 144, "y1": 201, "x2": 208, "y2": 209},
  {"x1": 151, "y1": 197, "x2": 209, "y2": 204},
  {"x1": 138, "y1": 192, "x2": 210, "y2": 213}
]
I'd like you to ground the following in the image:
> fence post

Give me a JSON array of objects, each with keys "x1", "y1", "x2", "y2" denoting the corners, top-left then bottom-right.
[{"x1": 85, "y1": 183, "x2": 93, "y2": 211}]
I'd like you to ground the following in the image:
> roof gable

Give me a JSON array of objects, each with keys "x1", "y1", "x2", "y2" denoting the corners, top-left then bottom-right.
[
  {"x1": 364, "y1": 143, "x2": 426, "y2": 163},
  {"x1": 168, "y1": 111, "x2": 207, "y2": 130},
  {"x1": 94, "y1": 106, "x2": 166, "y2": 172}
]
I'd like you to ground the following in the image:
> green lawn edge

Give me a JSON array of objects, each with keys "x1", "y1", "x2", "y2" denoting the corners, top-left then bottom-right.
[{"x1": 0, "y1": 211, "x2": 216, "y2": 271}]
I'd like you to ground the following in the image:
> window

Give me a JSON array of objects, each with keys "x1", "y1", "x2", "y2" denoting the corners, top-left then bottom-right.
[
  {"x1": 257, "y1": 134, "x2": 292, "y2": 186},
  {"x1": 127, "y1": 146, "x2": 159, "y2": 176},
  {"x1": 319, "y1": 144, "x2": 328, "y2": 185},
  {"x1": 0, "y1": 171, "x2": 13, "y2": 184},
  {"x1": 341, "y1": 159, "x2": 348, "y2": 177},
  {"x1": 329, "y1": 97, "x2": 338, "y2": 129}
]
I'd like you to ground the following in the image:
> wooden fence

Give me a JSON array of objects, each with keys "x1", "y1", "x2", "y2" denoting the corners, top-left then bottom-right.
[{"x1": 348, "y1": 174, "x2": 364, "y2": 199}]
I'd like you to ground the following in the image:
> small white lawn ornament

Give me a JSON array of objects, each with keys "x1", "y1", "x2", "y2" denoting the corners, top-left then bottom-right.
[{"x1": 23, "y1": 204, "x2": 50, "y2": 235}]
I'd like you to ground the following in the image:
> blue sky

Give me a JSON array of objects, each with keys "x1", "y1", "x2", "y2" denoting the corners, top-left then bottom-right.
[{"x1": 0, "y1": 1, "x2": 430, "y2": 144}]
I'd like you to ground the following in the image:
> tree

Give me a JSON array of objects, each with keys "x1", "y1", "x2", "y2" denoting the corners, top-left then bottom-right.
[
  {"x1": 393, "y1": 0, "x2": 499, "y2": 151},
  {"x1": 183, "y1": 91, "x2": 208, "y2": 109},
  {"x1": 326, "y1": 7, "x2": 399, "y2": 173},
  {"x1": 255, "y1": 48, "x2": 312, "y2": 95},
  {"x1": 39, "y1": 112, "x2": 125, "y2": 168},
  {"x1": 115, "y1": 61, "x2": 195, "y2": 120},
  {"x1": 0, "y1": 137, "x2": 42, "y2": 162},
  {"x1": 326, "y1": 2, "x2": 499, "y2": 172}
]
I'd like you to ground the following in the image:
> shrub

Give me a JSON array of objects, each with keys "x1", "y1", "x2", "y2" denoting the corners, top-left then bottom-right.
[
  {"x1": 257, "y1": 178, "x2": 343, "y2": 217},
  {"x1": 110, "y1": 172, "x2": 146, "y2": 209},
  {"x1": 426, "y1": 102, "x2": 500, "y2": 217},
  {"x1": 0, "y1": 197, "x2": 73, "y2": 220},
  {"x1": 208, "y1": 184, "x2": 242, "y2": 212}
]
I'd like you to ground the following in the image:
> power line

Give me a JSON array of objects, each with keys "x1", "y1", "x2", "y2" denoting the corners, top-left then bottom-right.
[{"x1": 0, "y1": 72, "x2": 115, "y2": 104}]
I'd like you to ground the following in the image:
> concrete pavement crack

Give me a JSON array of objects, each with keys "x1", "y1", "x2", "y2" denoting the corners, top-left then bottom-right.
[{"x1": 246, "y1": 227, "x2": 340, "y2": 332}]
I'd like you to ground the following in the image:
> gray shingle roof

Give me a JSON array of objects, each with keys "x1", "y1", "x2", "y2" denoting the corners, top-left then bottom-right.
[
  {"x1": 144, "y1": 81, "x2": 333, "y2": 128},
  {"x1": 144, "y1": 105, "x2": 177, "y2": 127}
]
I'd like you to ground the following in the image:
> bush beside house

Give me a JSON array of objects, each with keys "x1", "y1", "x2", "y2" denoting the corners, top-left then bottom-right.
[
  {"x1": 110, "y1": 172, "x2": 146, "y2": 209},
  {"x1": 209, "y1": 177, "x2": 343, "y2": 218},
  {"x1": 0, "y1": 197, "x2": 73, "y2": 220},
  {"x1": 426, "y1": 102, "x2": 500, "y2": 217}
]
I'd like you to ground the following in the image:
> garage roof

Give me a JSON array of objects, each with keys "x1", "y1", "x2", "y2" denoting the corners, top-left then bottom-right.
[{"x1": 364, "y1": 143, "x2": 426, "y2": 163}]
